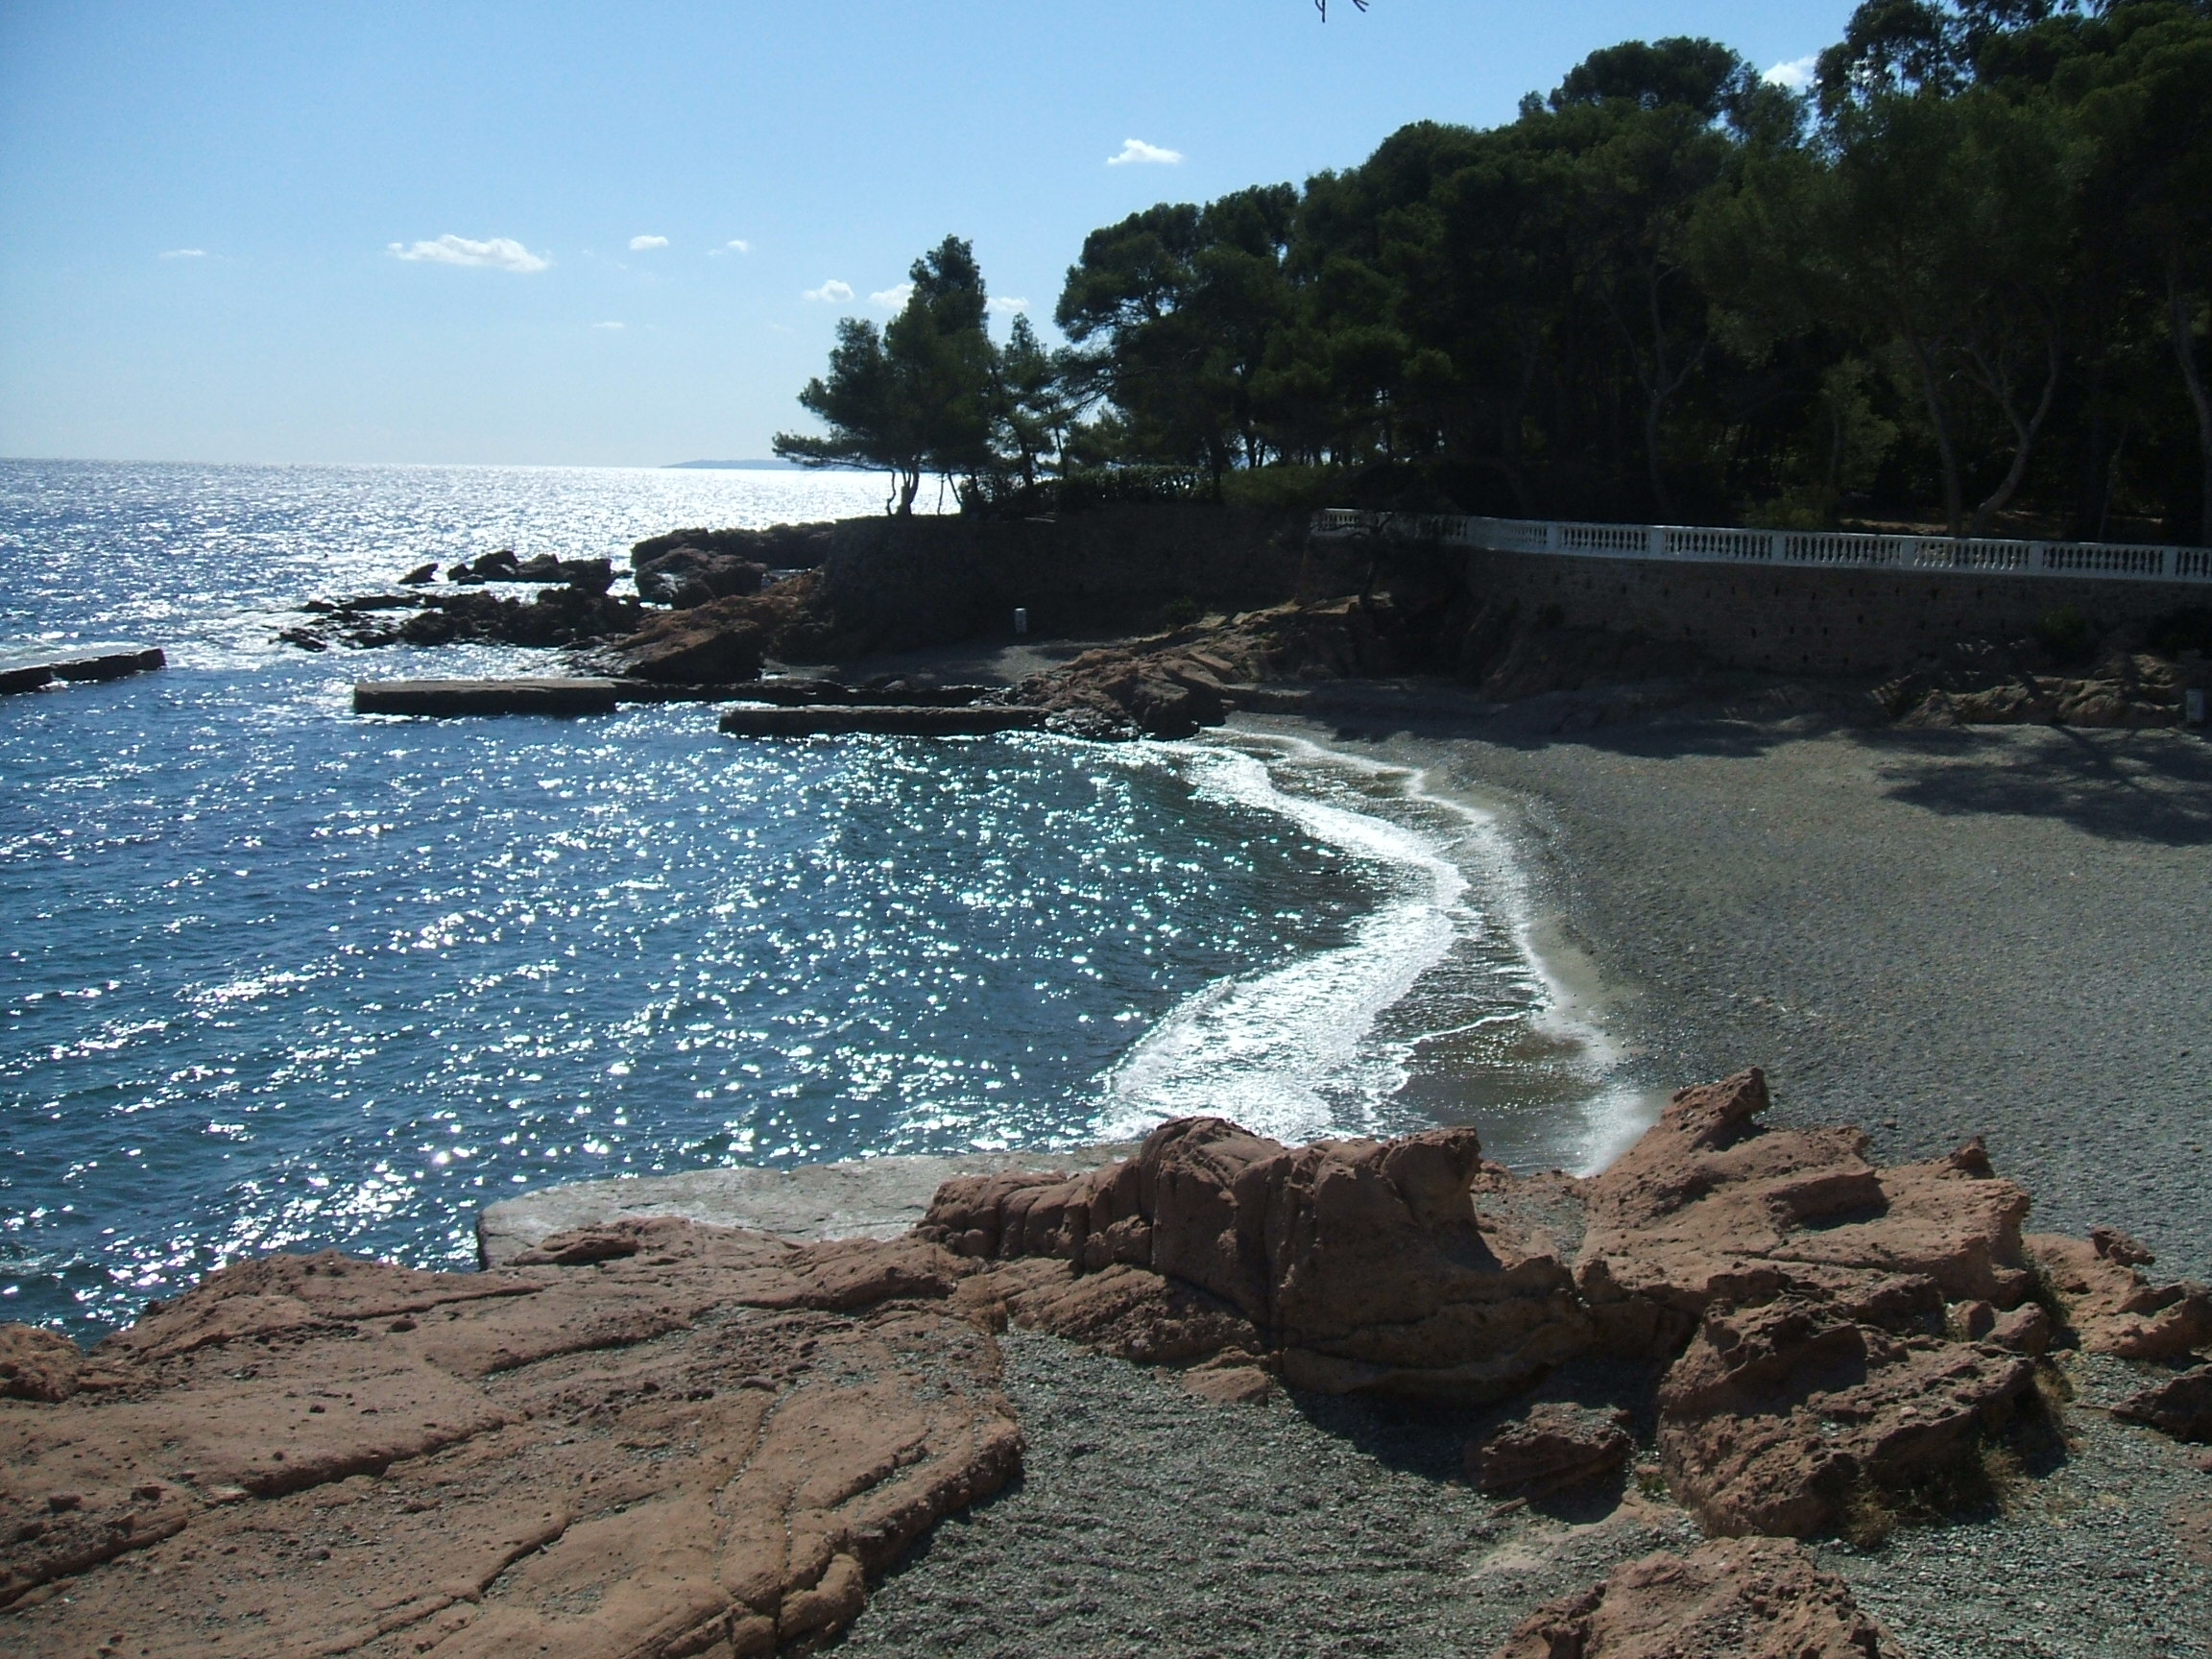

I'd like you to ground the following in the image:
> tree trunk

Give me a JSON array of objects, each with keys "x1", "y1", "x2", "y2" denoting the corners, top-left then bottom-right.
[
  {"x1": 1904, "y1": 330, "x2": 1964, "y2": 538},
  {"x1": 2169, "y1": 261, "x2": 2212, "y2": 547},
  {"x1": 1967, "y1": 331, "x2": 2060, "y2": 540}
]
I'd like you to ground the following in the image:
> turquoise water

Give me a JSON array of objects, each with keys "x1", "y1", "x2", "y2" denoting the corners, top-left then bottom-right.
[{"x1": 0, "y1": 461, "x2": 1628, "y2": 1338}]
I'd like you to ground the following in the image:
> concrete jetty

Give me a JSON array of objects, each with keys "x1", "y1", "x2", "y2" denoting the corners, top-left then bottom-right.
[
  {"x1": 352, "y1": 678, "x2": 622, "y2": 716},
  {"x1": 717, "y1": 704, "x2": 1048, "y2": 737},
  {"x1": 0, "y1": 643, "x2": 166, "y2": 696}
]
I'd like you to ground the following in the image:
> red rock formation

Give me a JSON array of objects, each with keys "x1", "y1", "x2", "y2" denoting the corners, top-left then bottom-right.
[
  {"x1": 0, "y1": 1219, "x2": 1019, "y2": 1657},
  {"x1": 0, "y1": 1326, "x2": 96, "y2": 1404},
  {"x1": 923, "y1": 1116, "x2": 1590, "y2": 1400},
  {"x1": 1017, "y1": 646, "x2": 1231, "y2": 738},
  {"x1": 1464, "y1": 1402, "x2": 1634, "y2": 1496},
  {"x1": 1575, "y1": 1070, "x2": 2037, "y2": 1358},
  {"x1": 2027, "y1": 1229, "x2": 2212, "y2": 1360},
  {"x1": 1655, "y1": 1296, "x2": 2036, "y2": 1537},
  {"x1": 924, "y1": 1073, "x2": 2212, "y2": 1541},
  {"x1": 1489, "y1": 1537, "x2": 1906, "y2": 1659},
  {"x1": 2113, "y1": 1365, "x2": 2212, "y2": 1443}
]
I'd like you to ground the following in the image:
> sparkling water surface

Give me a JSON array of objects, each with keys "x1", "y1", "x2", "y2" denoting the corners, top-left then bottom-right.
[{"x1": 1, "y1": 461, "x2": 1629, "y2": 1337}]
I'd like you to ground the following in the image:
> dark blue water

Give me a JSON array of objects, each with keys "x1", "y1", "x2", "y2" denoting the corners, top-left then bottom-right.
[{"x1": 0, "y1": 461, "x2": 1630, "y2": 1338}]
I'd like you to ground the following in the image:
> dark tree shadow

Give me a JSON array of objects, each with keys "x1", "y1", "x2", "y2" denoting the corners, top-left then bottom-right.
[{"x1": 1846, "y1": 725, "x2": 2212, "y2": 846}]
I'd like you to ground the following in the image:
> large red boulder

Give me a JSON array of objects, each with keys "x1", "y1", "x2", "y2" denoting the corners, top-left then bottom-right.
[
  {"x1": 1575, "y1": 1070, "x2": 2036, "y2": 1357},
  {"x1": 1489, "y1": 1537, "x2": 1906, "y2": 1659},
  {"x1": 1656, "y1": 1295, "x2": 2037, "y2": 1538},
  {"x1": 923, "y1": 1116, "x2": 1590, "y2": 1399}
]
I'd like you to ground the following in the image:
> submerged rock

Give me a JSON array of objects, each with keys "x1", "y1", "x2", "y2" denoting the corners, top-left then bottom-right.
[
  {"x1": 0, "y1": 1219, "x2": 1018, "y2": 1655},
  {"x1": 1489, "y1": 1536, "x2": 1907, "y2": 1659}
]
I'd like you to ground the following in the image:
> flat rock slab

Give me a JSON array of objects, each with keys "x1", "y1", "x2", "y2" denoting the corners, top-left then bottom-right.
[
  {"x1": 0, "y1": 1225, "x2": 1021, "y2": 1657},
  {"x1": 352, "y1": 678, "x2": 621, "y2": 716},
  {"x1": 0, "y1": 643, "x2": 164, "y2": 694},
  {"x1": 717, "y1": 704, "x2": 1047, "y2": 737},
  {"x1": 478, "y1": 1145, "x2": 1136, "y2": 1268}
]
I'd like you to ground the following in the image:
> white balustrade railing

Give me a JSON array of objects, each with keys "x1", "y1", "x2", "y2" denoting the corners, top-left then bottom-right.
[{"x1": 1310, "y1": 509, "x2": 2212, "y2": 587}]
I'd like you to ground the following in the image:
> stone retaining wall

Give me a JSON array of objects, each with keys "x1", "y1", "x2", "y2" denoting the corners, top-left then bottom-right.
[
  {"x1": 816, "y1": 505, "x2": 1343, "y2": 653},
  {"x1": 1460, "y1": 545, "x2": 2208, "y2": 677}
]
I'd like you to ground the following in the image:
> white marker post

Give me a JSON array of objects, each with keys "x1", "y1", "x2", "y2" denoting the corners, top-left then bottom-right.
[{"x1": 1013, "y1": 608, "x2": 1028, "y2": 637}]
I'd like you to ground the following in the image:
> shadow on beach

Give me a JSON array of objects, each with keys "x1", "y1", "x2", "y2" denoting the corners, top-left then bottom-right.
[
  {"x1": 1845, "y1": 725, "x2": 2212, "y2": 847},
  {"x1": 1289, "y1": 676, "x2": 2212, "y2": 846}
]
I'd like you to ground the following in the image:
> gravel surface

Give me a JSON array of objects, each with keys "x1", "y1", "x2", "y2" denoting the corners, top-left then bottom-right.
[
  {"x1": 837, "y1": 1334, "x2": 2212, "y2": 1657},
  {"x1": 837, "y1": 1331, "x2": 1704, "y2": 1659},
  {"x1": 829, "y1": 696, "x2": 2212, "y2": 1659}
]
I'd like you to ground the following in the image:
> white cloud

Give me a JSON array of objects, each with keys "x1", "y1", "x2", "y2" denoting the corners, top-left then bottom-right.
[
  {"x1": 871, "y1": 281, "x2": 915, "y2": 309},
  {"x1": 592, "y1": 321, "x2": 625, "y2": 330},
  {"x1": 1765, "y1": 55, "x2": 1818, "y2": 90},
  {"x1": 804, "y1": 278, "x2": 854, "y2": 303},
  {"x1": 727, "y1": 239, "x2": 750, "y2": 253},
  {"x1": 989, "y1": 296, "x2": 1029, "y2": 315},
  {"x1": 1108, "y1": 137, "x2": 1183, "y2": 167},
  {"x1": 629, "y1": 233, "x2": 669, "y2": 251},
  {"x1": 159, "y1": 248, "x2": 206, "y2": 259},
  {"x1": 388, "y1": 234, "x2": 549, "y2": 273}
]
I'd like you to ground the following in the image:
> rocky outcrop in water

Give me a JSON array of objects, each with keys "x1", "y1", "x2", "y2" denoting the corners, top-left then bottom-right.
[
  {"x1": 0, "y1": 1220, "x2": 1017, "y2": 1656},
  {"x1": 630, "y1": 522, "x2": 836, "y2": 572},
  {"x1": 635, "y1": 546, "x2": 768, "y2": 609},
  {"x1": 585, "y1": 573, "x2": 835, "y2": 683}
]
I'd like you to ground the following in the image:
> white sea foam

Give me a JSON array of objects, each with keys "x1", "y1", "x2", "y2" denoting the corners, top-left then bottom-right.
[{"x1": 1094, "y1": 734, "x2": 1653, "y2": 1173}]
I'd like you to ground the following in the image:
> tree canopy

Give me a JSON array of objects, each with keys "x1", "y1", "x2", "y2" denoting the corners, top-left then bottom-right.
[{"x1": 778, "y1": 2, "x2": 2212, "y2": 541}]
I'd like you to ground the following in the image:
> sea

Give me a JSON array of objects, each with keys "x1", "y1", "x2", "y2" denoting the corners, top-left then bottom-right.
[{"x1": 0, "y1": 459, "x2": 1640, "y2": 1338}]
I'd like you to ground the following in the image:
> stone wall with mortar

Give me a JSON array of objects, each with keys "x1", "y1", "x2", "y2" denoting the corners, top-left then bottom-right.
[
  {"x1": 1458, "y1": 545, "x2": 2209, "y2": 677},
  {"x1": 817, "y1": 506, "x2": 1358, "y2": 654}
]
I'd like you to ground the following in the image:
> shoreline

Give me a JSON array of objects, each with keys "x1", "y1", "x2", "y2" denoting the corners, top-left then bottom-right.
[
  {"x1": 12, "y1": 678, "x2": 2210, "y2": 1658},
  {"x1": 1235, "y1": 698, "x2": 2212, "y2": 1281},
  {"x1": 469, "y1": 685, "x2": 2212, "y2": 1281},
  {"x1": 475, "y1": 723, "x2": 1663, "y2": 1260}
]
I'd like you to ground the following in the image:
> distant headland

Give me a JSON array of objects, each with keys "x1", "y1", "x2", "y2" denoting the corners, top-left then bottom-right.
[{"x1": 663, "y1": 458, "x2": 805, "y2": 470}]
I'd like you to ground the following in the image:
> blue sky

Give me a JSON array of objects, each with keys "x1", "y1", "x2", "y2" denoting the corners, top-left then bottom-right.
[{"x1": 0, "y1": 1, "x2": 1857, "y2": 466}]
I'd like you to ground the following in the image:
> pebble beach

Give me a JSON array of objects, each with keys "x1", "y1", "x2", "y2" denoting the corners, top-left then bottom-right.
[{"x1": 827, "y1": 704, "x2": 2212, "y2": 1659}]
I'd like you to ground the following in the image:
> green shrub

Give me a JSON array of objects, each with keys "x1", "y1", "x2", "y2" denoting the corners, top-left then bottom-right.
[
  {"x1": 1158, "y1": 595, "x2": 1203, "y2": 627},
  {"x1": 1218, "y1": 465, "x2": 1346, "y2": 513},
  {"x1": 2032, "y1": 604, "x2": 2095, "y2": 662}
]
